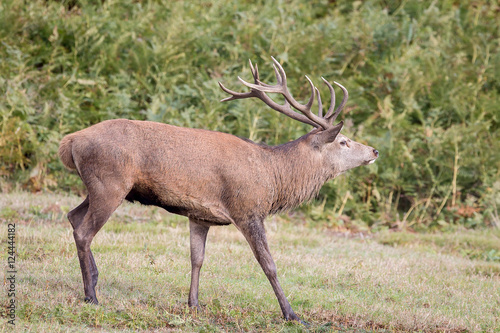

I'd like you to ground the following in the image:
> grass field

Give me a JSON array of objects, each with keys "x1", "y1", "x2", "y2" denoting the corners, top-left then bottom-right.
[{"x1": 1, "y1": 192, "x2": 499, "y2": 332}]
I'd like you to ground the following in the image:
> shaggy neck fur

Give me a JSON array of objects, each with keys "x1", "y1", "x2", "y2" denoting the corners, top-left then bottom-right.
[{"x1": 266, "y1": 133, "x2": 337, "y2": 214}]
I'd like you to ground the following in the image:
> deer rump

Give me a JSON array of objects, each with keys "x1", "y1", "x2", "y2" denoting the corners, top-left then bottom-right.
[{"x1": 59, "y1": 58, "x2": 378, "y2": 323}]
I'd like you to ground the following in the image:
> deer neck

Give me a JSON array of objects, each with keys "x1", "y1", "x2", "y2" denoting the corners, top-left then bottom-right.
[{"x1": 267, "y1": 135, "x2": 334, "y2": 214}]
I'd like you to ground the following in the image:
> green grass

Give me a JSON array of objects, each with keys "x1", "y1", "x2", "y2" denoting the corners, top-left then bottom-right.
[
  {"x1": 377, "y1": 229, "x2": 500, "y2": 263},
  {"x1": 1, "y1": 192, "x2": 499, "y2": 332}
]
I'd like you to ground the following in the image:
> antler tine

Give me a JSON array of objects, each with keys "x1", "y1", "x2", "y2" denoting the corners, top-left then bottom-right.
[
  {"x1": 248, "y1": 59, "x2": 259, "y2": 83},
  {"x1": 326, "y1": 81, "x2": 348, "y2": 123},
  {"x1": 272, "y1": 63, "x2": 282, "y2": 85},
  {"x1": 315, "y1": 87, "x2": 323, "y2": 118},
  {"x1": 218, "y1": 81, "x2": 256, "y2": 102},
  {"x1": 321, "y1": 77, "x2": 336, "y2": 119},
  {"x1": 303, "y1": 75, "x2": 316, "y2": 111},
  {"x1": 271, "y1": 56, "x2": 286, "y2": 84}
]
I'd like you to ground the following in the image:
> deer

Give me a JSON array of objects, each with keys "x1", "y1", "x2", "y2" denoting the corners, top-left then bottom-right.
[{"x1": 58, "y1": 57, "x2": 378, "y2": 323}]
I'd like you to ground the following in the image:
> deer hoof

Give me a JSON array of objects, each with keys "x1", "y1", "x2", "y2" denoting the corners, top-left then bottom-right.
[
  {"x1": 84, "y1": 296, "x2": 98, "y2": 304},
  {"x1": 298, "y1": 319, "x2": 309, "y2": 326},
  {"x1": 188, "y1": 304, "x2": 202, "y2": 315},
  {"x1": 285, "y1": 314, "x2": 308, "y2": 326}
]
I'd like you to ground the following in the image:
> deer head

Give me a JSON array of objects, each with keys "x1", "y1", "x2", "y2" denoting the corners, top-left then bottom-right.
[{"x1": 219, "y1": 57, "x2": 378, "y2": 177}]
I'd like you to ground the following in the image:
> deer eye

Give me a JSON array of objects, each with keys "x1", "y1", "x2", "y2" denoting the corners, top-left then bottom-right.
[{"x1": 340, "y1": 140, "x2": 347, "y2": 146}]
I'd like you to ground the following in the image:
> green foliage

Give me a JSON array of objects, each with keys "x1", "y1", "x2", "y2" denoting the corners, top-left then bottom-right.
[{"x1": 0, "y1": 0, "x2": 499, "y2": 230}]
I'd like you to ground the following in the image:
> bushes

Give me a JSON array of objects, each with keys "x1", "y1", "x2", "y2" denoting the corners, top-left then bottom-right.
[{"x1": 0, "y1": 0, "x2": 498, "y2": 229}]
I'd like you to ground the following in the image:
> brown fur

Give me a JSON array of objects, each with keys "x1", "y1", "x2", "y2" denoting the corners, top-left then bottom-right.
[{"x1": 60, "y1": 118, "x2": 378, "y2": 322}]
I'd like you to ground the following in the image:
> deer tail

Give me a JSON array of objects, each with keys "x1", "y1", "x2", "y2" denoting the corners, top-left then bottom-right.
[{"x1": 58, "y1": 135, "x2": 77, "y2": 170}]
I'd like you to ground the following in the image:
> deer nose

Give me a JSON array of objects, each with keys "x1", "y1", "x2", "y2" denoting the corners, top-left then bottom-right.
[{"x1": 373, "y1": 149, "x2": 379, "y2": 157}]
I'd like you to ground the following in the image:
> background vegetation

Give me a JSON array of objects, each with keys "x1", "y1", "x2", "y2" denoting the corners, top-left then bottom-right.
[{"x1": 0, "y1": 0, "x2": 499, "y2": 231}]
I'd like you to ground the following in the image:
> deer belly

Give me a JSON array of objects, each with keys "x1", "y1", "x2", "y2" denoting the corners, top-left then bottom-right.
[{"x1": 125, "y1": 186, "x2": 233, "y2": 225}]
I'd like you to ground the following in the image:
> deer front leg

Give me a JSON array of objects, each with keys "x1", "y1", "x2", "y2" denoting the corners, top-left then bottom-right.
[
  {"x1": 240, "y1": 220, "x2": 303, "y2": 323},
  {"x1": 188, "y1": 219, "x2": 210, "y2": 309}
]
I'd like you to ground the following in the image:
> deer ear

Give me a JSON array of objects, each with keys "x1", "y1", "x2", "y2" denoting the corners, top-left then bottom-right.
[{"x1": 314, "y1": 121, "x2": 344, "y2": 146}]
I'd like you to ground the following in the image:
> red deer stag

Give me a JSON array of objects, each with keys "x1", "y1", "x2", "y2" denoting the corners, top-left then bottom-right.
[{"x1": 59, "y1": 57, "x2": 378, "y2": 323}]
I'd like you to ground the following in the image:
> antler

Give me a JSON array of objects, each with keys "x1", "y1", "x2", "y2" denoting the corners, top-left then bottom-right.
[{"x1": 218, "y1": 57, "x2": 348, "y2": 130}]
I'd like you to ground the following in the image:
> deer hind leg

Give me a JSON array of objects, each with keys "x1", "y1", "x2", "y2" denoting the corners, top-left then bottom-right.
[
  {"x1": 188, "y1": 218, "x2": 210, "y2": 309},
  {"x1": 239, "y1": 220, "x2": 302, "y2": 322},
  {"x1": 68, "y1": 195, "x2": 89, "y2": 230},
  {"x1": 71, "y1": 184, "x2": 127, "y2": 304},
  {"x1": 68, "y1": 196, "x2": 98, "y2": 288}
]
